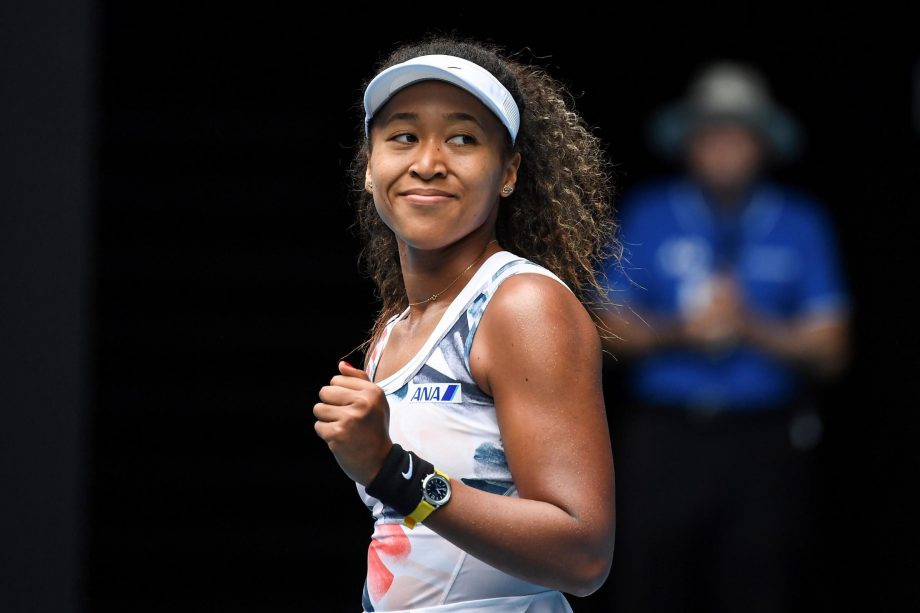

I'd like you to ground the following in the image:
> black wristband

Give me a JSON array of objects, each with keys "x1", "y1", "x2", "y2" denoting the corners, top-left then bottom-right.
[{"x1": 365, "y1": 443, "x2": 434, "y2": 516}]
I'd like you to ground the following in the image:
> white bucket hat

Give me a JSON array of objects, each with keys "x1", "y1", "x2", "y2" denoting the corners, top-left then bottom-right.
[{"x1": 650, "y1": 61, "x2": 801, "y2": 160}]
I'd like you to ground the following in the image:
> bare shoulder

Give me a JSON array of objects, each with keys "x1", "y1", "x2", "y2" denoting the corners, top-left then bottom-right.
[
  {"x1": 487, "y1": 273, "x2": 598, "y2": 338},
  {"x1": 470, "y1": 272, "x2": 601, "y2": 395}
]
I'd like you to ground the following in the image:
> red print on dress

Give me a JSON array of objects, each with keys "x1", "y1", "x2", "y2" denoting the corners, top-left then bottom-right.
[{"x1": 366, "y1": 523, "x2": 411, "y2": 601}]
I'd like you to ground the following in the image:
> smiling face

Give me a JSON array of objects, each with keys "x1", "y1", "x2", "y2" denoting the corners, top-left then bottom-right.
[{"x1": 365, "y1": 80, "x2": 520, "y2": 251}]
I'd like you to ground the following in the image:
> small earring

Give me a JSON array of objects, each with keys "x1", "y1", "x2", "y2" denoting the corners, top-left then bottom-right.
[
  {"x1": 366, "y1": 181, "x2": 374, "y2": 191},
  {"x1": 501, "y1": 185, "x2": 514, "y2": 195}
]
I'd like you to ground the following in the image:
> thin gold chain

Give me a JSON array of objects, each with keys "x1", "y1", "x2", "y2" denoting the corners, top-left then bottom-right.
[{"x1": 407, "y1": 240, "x2": 498, "y2": 307}]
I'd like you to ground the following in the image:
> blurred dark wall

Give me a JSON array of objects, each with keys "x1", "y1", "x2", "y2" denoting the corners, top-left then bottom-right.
[
  {"x1": 3, "y1": 4, "x2": 919, "y2": 612},
  {"x1": 0, "y1": 2, "x2": 95, "y2": 612}
]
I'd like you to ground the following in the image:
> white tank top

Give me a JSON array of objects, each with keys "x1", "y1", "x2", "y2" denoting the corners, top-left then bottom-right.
[{"x1": 356, "y1": 250, "x2": 576, "y2": 612}]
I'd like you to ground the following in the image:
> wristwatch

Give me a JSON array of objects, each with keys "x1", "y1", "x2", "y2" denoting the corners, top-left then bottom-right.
[{"x1": 403, "y1": 469, "x2": 452, "y2": 529}]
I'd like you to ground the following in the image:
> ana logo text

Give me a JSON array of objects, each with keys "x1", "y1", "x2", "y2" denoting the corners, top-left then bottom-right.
[{"x1": 408, "y1": 383, "x2": 462, "y2": 403}]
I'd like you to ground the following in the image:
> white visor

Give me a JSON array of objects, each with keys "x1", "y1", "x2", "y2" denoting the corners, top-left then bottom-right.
[{"x1": 363, "y1": 54, "x2": 520, "y2": 145}]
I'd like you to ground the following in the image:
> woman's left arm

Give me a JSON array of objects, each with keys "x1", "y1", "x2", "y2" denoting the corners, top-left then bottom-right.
[{"x1": 425, "y1": 274, "x2": 616, "y2": 595}]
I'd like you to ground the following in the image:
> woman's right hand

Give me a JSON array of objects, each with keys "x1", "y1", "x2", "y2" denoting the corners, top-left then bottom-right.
[{"x1": 313, "y1": 360, "x2": 393, "y2": 486}]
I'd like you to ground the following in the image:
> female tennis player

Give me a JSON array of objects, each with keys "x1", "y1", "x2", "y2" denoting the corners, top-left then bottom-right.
[{"x1": 314, "y1": 36, "x2": 617, "y2": 612}]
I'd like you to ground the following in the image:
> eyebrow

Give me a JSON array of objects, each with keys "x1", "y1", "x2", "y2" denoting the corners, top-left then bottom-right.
[
  {"x1": 380, "y1": 111, "x2": 484, "y2": 130},
  {"x1": 443, "y1": 112, "x2": 484, "y2": 129},
  {"x1": 382, "y1": 112, "x2": 418, "y2": 126}
]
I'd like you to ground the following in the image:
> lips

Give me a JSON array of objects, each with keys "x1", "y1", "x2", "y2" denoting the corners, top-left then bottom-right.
[{"x1": 399, "y1": 187, "x2": 455, "y2": 205}]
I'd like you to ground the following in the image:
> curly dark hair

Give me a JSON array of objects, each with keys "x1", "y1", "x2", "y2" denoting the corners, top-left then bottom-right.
[{"x1": 349, "y1": 35, "x2": 620, "y2": 353}]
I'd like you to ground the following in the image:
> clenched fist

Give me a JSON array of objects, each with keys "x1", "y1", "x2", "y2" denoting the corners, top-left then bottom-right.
[{"x1": 314, "y1": 360, "x2": 393, "y2": 486}]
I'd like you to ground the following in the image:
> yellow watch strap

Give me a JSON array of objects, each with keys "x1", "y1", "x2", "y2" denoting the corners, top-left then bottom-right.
[
  {"x1": 402, "y1": 499, "x2": 436, "y2": 529},
  {"x1": 402, "y1": 469, "x2": 450, "y2": 530}
]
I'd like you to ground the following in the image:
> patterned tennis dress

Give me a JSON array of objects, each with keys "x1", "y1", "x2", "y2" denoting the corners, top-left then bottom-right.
[{"x1": 356, "y1": 250, "x2": 576, "y2": 612}]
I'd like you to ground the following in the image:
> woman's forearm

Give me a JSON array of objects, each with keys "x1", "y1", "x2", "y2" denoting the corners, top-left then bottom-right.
[{"x1": 423, "y1": 479, "x2": 614, "y2": 597}]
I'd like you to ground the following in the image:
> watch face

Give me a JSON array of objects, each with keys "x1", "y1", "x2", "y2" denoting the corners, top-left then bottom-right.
[{"x1": 423, "y1": 474, "x2": 451, "y2": 505}]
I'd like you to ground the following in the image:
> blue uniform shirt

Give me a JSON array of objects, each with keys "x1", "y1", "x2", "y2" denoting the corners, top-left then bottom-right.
[{"x1": 604, "y1": 175, "x2": 849, "y2": 411}]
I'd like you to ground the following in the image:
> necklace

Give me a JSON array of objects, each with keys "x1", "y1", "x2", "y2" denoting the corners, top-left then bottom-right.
[{"x1": 407, "y1": 239, "x2": 498, "y2": 307}]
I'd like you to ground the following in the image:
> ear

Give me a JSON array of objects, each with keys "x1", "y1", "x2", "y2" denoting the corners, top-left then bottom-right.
[
  {"x1": 501, "y1": 151, "x2": 522, "y2": 195},
  {"x1": 365, "y1": 165, "x2": 373, "y2": 193}
]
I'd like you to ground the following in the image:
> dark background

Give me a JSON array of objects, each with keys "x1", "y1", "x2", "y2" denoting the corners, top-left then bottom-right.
[{"x1": 3, "y1": 4, "x2": 919, "y2": 612}]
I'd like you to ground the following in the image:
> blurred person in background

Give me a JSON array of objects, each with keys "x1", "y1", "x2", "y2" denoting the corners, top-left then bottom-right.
[{"x1": 600, "y1": 62, "x2": 851, "y2": 612}]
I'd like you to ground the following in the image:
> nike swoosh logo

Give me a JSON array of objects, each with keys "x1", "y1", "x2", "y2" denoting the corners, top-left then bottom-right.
[{"x1": 401, "y1": 454, "x2": 413, "y2": 480}]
